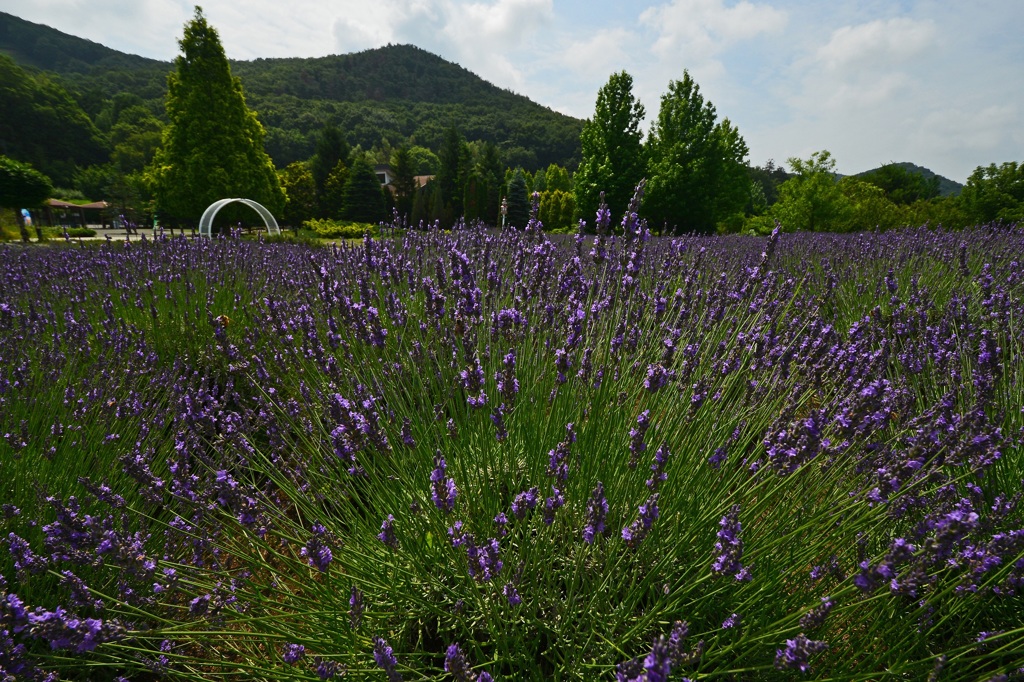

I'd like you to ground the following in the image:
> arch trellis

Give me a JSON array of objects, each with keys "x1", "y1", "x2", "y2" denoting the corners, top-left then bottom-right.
[{"x1": 199, "y1": 198, "x2": 281, "y2": 238}]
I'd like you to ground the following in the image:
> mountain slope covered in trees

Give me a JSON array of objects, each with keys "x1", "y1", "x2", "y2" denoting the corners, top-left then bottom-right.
[
  {"x1": 0, "y1": 11, "x2": 582, "y2": 170},
  {"x1": 854, "y1": 162, "x2": 963, "y2": 197}
]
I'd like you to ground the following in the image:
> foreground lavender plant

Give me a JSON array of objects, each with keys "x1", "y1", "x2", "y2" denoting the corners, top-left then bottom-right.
[{"x1": 2, "y1": 215, "x2": 1023, "y2": 679}]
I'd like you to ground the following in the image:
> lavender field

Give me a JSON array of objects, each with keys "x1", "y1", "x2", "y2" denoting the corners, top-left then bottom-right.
[{"x1": 2, "y1": 206, "x2": 1023, "y2": 680}]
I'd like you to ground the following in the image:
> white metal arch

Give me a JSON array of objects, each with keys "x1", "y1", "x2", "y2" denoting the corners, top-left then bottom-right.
[{"x1": 198, "y1": 198, "x2": 281, "y2": 238}]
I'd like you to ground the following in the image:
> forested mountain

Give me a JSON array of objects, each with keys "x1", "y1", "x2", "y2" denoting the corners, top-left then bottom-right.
[
  {"x1": 0, "y1": 11, "x2": 582, "y2": 170},
  {"x1": 855, "y1": 162, "x2": 963, "y2": 197}
]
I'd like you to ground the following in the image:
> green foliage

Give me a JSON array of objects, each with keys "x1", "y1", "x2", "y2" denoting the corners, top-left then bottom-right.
[
  {"x1": 859, "y1": 163, "x2": 941, "y2": 205},
  {"x1": 644, "y1": 71, "x2": 751, "y2": 234},
  {"x1": 408, "y1": 145, "x2": 440, "y2": 175},
  {"x1": 342, "y1": 155, "x2": 386, "y2": 224},
  {"x1": 278, "y1": 161, "x2": 318, "y2": 228},
  {"x1": 320, "y1": 160, "x2": 350, "y2": 220},
  {"x1": 0, "y1": 54, "x2": 107, "y2": 186},
  {"x1": 463, "y1": 171, "x2": 488, "y2": 222},
  {"x1": 437, "y1": 126, "x2": 469, "y2": 223},
  {"x1": 302, "y1": 217, "x2": 378, "y2": 238},
  {"x1": 148, "y1": 7, "x2": 285, "y2": 223},
  {"x1": 960, "y1": 161, "x2": 1024, "y2": 224},
  {"x1": 505, "y1": 168, "x2": 530, "y2": 228},
  {"x1": 752, "y1": 151, "x2": 923, "y2": 233},
  {"x1": 544, "y1": 163, "x2": 572, "y2": 192},
  {"x1": 411, "y1": 183, "x2": 430, "y2": 227},
  {"x1": 837, "y1": 177, "x2": 907, "y2": 231},
  {"x1": 390, "y1": 145, "x2": 417, "y2": 220},
  {"x1": 0, "y1": 208, "x2": 21, "y2": 241},
  {"x1": 768, "y1": 151, "x2": 851, "y2": 233},
  {"x1": 574, "y1": 71, "x2": 646, "y2": 226},
  {"x1": 108, "y1": 104, "x2": 164, "y2": 174},
  {"x1": 746, "y1": 159, "x2": 791, "y2": 211},
  {"x1": 539, "y1": 189, "x2": 575, "y2": 232},
  {"x1": 310, "y1": 125, "x2": 350, "y2": 204},
  {"x1": 0, "y1": 155, "x2": 52, "y2": 242}
]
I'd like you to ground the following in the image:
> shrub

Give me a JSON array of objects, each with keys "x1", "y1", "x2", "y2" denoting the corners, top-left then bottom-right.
[{"x1": 302, "y1": 217, "x2": 379, "y2": 239}]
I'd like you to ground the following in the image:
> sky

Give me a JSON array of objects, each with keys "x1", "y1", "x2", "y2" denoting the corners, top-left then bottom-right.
[{"x1": 5, "y1": 0, "x2": 1023, "y2": 183}]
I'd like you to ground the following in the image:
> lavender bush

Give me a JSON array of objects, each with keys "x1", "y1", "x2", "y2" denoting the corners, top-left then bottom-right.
[{"x1": 1, "y1": 201, "x2": 1022, "y2": 680}]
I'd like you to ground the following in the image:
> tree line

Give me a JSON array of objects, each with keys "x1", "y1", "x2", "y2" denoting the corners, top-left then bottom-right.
[
  {"x1": 572, "y1": 70, "x2": 1023, "y2": 234},
  {"x1": 3, "y1": 7, "x2": 1023, "y2": 237}
]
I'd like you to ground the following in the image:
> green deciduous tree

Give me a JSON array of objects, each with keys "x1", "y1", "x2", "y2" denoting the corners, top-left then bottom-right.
[
  {"x1": 960, "y1": 161, "x2": 1024, "y2": 224},
  {"x1": 408, "y1": 145, "x2": 441, "y2": 175},
  {"x1": 860, "y1": 163, "x2": 940, "y2": 205},
  {"x1": 148, "y1": 7, "x2": 285, "y2": 224},
  {"x1": 765, "y1": 151, "x2": 850, "y2": 233},
  {"x1": 644, "y1": 71, "x2": 750, "y2": 234},
  {"x1": 278, "y1": 161, "x2": 318, "y2": 228},
  {"x1": 0, "y1": 155, "x2": 53, "y2": 242},
  {"x1": 574, "y1": 71, "x2": 646, "y2": 226}
]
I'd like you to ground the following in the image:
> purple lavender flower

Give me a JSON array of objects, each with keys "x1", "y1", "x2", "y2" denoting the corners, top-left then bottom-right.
[
  {"x1": 712, "y1": 505, "x2": 751, "y2": 581},
  {"x1": 373, "y1": 637, "x2": 403, "y2": 681},
  {"x1": 622, "y1": 494, "x2": 660, "y2": 548},
  {"x1": 547, "y1": 423, "x2": 576, "y2": 482},
  {"x1": 722, "y1": 613, "x2": 741, "y2": 629},
  {"x1": 444, "y1": 643, "x2": 474, "y2": 681},
  {"x1": 378, "y1": 515, "x2": 398, "y2": 549},
  {"x1": 314, "y1": 657, "x2": 344, "y2": 679},
  {"x1": 490, "y1": 405, "x2": 509, "y2": 442},
  {"x1": 282, "y1": 642, "x2": 306, "y2": 664},
  {"x1": 628, "y1": 410, "x2": 651, "y2": 469},
  {"x1": 617, "y1": 635, "x2": 674, "y2": 682},
  {"x1": 543, "y1": 486, "x2": 565, "y2": 525},
  {"x1": 583, "y1": 482, "x2": 608, "y2": 544},
  {"x1": 646, "y1": 443, "x2": 672, "y2": 492},
  {"x1": 189, "y1": 594, "x2": 211, "y2": 617},
  {"x1": 430, "y1": 453, "x2": 457, "y2": 512},
  {"x1": 511, "y1": 487, "x2": 539, "y2": 520},
  {"x1": 7, "y1": 533, "x2": 47, "y2": 577},
  {"x1": 349, "y1": 586, "x2": 364, "y2": 630},
  {"x1": 25, "y1": 606, "x2": 124, "y2": 653},
  {"x1": 503, "y1": 582, "x2": 522, "y2": 606},
  {"x1": 800, "y1": 597, "x2": 834, "y2": 630},
  {"x1": 301, "y1": 522, "x2": 333, "y2": 572},
  {"x1": 644, "y1": 364, "x2": 675, "y2": 392},
  {"x1": 471, "y1": 537, "x2": 503, "y2": 582},
  {"x1": 642, "y1": 637, "x2": 673, "y2": 682},
  {"x1": 774, "y1": 633, "x2": 828, "y2": 673},
  {"x1": 400, "y1": 418, "x2": 416, "y2": 448}
]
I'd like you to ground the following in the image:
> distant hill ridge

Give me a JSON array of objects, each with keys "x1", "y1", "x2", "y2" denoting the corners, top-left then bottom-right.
[
  {"x1": 854, "y1": 161, "x2": 963, "y2": 197},
  {"x1": 0, "y1": 11, "x2": 583, "y2": 169}
]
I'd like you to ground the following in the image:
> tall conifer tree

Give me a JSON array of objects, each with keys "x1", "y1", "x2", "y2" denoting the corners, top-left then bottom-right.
[
  {"x1": 149, "y1": 6, "x2": 284, "y2": 223},
  {"x1": 643, "y1": 71, "x2": 750, "y2": 234},
  {"x1": 574, "y1": 71, "x2": 646, "y2": 227}
]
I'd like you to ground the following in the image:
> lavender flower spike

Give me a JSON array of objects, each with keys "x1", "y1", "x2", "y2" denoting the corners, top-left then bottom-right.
[
  {"x1": 373, "y1": 637, "x2": 403, "y2": 681},
  {"x1": 712, "y1": 504, "x2": 751, "y2": 581},
  {"x1": 378, "y1": 515, "x2": 398, "y2": 549},
  {"x1": 430, "y1": 452, "x2": 457, "y2": 512}
]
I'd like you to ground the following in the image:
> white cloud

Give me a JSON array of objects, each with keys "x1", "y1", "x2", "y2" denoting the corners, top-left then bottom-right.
[
  {"x1": 557, "y1": 28, "x2": 636, "y2": 81},
  {"x1": 815, "y1": 17, "x2": 936, "y2": 75},
  {"x1": 639, "y1": 0, "x2": 787, "y2": 61},
  {"x1": 444, "y1": 0, "x2": 553, "y2": 52}
]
